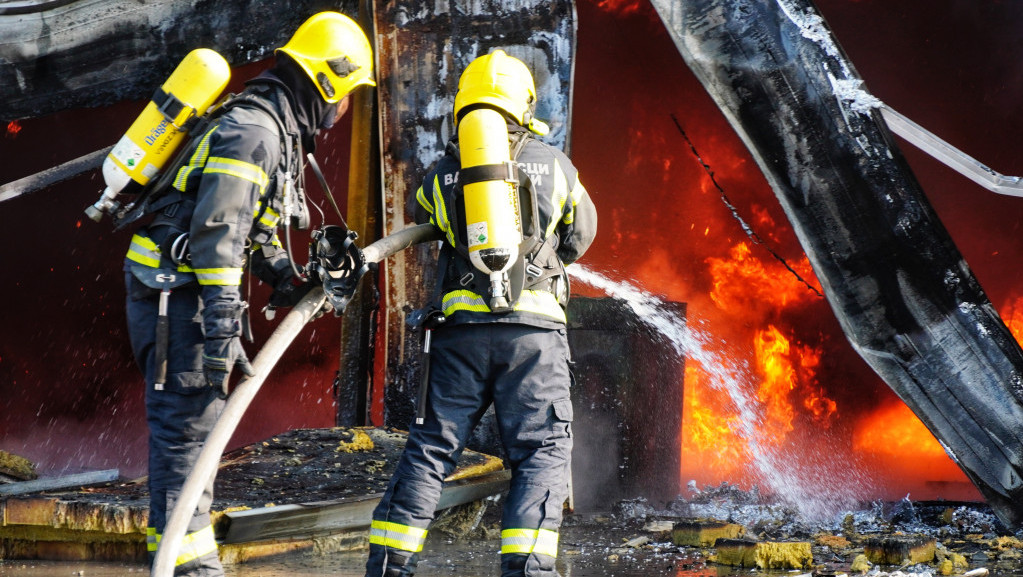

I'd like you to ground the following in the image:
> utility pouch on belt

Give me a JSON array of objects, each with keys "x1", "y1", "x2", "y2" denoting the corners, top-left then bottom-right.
[{"x1": 407, "y1": 304, "x2": 446, "y2": 426}]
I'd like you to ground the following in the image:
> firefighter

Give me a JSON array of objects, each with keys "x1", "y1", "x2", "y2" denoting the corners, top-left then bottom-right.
[
  {"x1": 365, "y1": 50, "x2": 598, "y2": 577},
  {"x1": 122, "y1": 12, "x2": 375, "y2": 576}
]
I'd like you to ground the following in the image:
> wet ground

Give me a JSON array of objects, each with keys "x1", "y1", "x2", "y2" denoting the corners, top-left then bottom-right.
[
  {"x1": 6, "y1": 488, "x2": 1023, "y2": 577},
  {"x1": 0, "y1": 519, "x2": 754, "y2": 577}
]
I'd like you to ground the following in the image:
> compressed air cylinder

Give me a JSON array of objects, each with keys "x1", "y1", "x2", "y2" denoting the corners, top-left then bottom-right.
[
  {"x1": 459, "y1": 107, "x2": 522, "y2": 276},
  {"x1": 103, "y1": 48, "x2": 231, "y2": 196}
]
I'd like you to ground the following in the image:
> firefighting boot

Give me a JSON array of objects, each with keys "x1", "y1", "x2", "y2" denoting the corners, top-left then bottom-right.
[
  {"x1": 366, "y1": 543, "x2": 418, "y2": 577},
  {"x1": 501, "y1": 552, "x2": 561, "y2": 577}
]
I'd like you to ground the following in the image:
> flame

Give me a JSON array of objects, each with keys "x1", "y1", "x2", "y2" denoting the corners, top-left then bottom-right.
[
  {"x1": 592, "y1": 0, "x2": 646, "y2": 15},
  {"x1": 852, "y1": 401, "x2": 948, "y2": 459},
  {"x1": 681, "y1": 363, "x2": 750, "y2": 483},
  {"x1": 1000, "y1": 295, "x2": 1023, "y2": 344},
  {"x1": 6, "y1": 120, "x2": 21, "y2": 139},
  {"x1": 708, "y1": 242, "x2": 818, "y2": 315},
  {"x1": 754, "y1": 325, "x2": 837, "y2": 442},
  {"x1": 680, "y1": 241, "x2": 839, "y2": 488}
]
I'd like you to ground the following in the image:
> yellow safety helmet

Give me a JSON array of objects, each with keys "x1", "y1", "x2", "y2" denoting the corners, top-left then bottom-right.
[
  {"x1": 277, "y1": 11, "x2": 376, "y2": 104},
  {"x1": 453, "y1": 50, "x2": 549, "y2": 136}
]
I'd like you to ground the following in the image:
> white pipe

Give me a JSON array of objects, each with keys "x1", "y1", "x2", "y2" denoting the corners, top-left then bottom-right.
[
  {"x1": 880, "y1": 105, "x2": 1023, "y2": 197},
  {"x1": 152, "y1": 223, "x2": 441, "y2": 577}
]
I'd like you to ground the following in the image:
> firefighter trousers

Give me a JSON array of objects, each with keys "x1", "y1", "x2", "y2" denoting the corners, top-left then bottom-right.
[
  {"x1": 366, "y1": 322, "x2": 574, "y2": 577},
  {"x1": 125, "y1": 273, "x2": 225, "y2": 577}
]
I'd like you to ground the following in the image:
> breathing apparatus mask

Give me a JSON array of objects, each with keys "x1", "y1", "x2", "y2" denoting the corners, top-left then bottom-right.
[{"x1": 307, "y1": 224, "x2": 369, "y2": 313}]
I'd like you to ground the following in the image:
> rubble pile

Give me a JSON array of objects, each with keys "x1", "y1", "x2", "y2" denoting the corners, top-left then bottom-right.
[{"x1": 554, "y1": 482, "x2": 1023, "y2": 577}]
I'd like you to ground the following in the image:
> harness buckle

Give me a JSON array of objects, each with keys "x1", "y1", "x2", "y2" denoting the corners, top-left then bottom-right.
[
  {"x1": 525, "y1": 262, "x2": 543, "y2": 279},
  {"x1": 504, "y1": 160, "x2": 518, "y2": 184},
  {"x1": 169, "y1": 233, "x2": 190, "y2": 266},
  {"x1": 459, "y1": 272, "x2": 475, "y2": 287}
]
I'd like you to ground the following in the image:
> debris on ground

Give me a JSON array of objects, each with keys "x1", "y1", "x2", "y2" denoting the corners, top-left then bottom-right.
[
  {"x1": 556, "y1": 482, "x2": 1023, "y2": 577},
  {"x1": 0, "y1": 427, "x2": 504, "y2": 563},
  {"x1": 0, "y1": 450, "x2": 36, "y2": 483}
]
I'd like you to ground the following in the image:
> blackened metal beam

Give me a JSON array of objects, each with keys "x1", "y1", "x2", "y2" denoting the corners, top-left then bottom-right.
[{"x1": 650, "y1": 0, "x2": 1023, "y2": 527}]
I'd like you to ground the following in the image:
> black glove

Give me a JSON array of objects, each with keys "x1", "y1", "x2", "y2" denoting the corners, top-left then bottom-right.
[
  {"x1": 202, "y1": 302, "x2": 255, "y2": 398},
  {"x1": 269, "y1": 277, "x2": 316, "y2": 308},
  {"x1": 202, "y1": 336, "x2": 255, "y2": 398}
]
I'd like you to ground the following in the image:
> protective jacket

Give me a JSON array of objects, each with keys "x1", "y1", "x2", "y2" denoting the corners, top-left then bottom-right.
[{"x1": 413, "y1": 123, "x2": 597, "y2": 328}]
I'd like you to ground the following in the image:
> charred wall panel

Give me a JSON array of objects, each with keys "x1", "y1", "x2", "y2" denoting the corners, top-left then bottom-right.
[{"x1": 0, "y1": 0, "x2": 360, "y2": 120}]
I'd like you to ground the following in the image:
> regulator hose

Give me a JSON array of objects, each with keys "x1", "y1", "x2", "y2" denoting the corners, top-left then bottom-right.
[{"x1": 153, "y1": 223, "x2": 442, "y2": 577}]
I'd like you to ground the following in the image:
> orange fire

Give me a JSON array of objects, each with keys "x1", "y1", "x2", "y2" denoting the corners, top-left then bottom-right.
[
  {"x1": 754, "y1": 325, "x2": 835, "y2": 443},
  {"x1": 852, "y1": 401, "x2": 947, "y2": 460},
  {"x1": 681, "y1": 242, "x2": 836, "y2": 487},
  {"x1": 592, "y1": 0, "x2": 646, "y2": 16},
  {"x1": 708, "y1": 242, "x2": 819, "y2": 314},
  {"x1": 681, "y1": 362, "x2": 752, "y2": 484},
  {"x1": 5, "y1": 120, "x2": 21, "y2": 139},
  {"x1": 1000, "y1": 295, "x2": 1023, "y2": 344}
]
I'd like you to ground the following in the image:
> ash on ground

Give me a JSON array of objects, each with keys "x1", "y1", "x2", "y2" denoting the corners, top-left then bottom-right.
[{"x1": 539, "y1": 481, "x2": 1023, "y2": 577}]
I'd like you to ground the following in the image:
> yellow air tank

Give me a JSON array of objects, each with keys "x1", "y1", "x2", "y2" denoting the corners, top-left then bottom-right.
[
  {"x1": 86, "y1": 48, "x2": 231, "y2": 221},
  {"x1": 459, "y1": 107, "x2": 522, "y2": 311}
]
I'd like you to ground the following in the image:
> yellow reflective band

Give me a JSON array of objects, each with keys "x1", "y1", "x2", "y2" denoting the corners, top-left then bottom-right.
[
  {"x1": 441, "y1": 289, "x2": 565, "y2": 322},
  {"x1": 442, "y1": 289, "x2": 491, "y2": 316},
  {"x1": 194, "y1": 267, "x2": 243, "y2": 286},
  {"x1": 175, "y1": 525, "x2": 218, "y2": 567},
  {"x1": 513, "y1": 290, "x2": 566, "y2": 323},
  {"x1": 432, "y1": 175, "x2": 456, "y2": 246},
  {"x1": 258, "y1": 206, "x2": 280, "y2": 227},
  {"x1": 546, "y1": 159, "x2": 569, "y2": 237},
  {"x1": 204, "y1": 156, "x2": 269, "y2": 192},
  {"x1": 147, "y1": 527, "x2": 160, "y2": 552},
  {"x1": 563, "y1": 179, "x2": 587, "y2": 227},
  {"x1": 174, "y1": 127, "x2": 218, "y2": 191},
  {"x1": 368, "y1": 520, "x2": 428, "y2": 553},
  {"x1": 501, "y1": 528, "x2": 559, "y2": 558},
  {"x1": 570, "y1": 178, "x2": 588, "y2": 206},
  {"x1": 415, "y1": 184, "x2": 434, "y2": 216},
  {"x1": 126, "y1": 233, "x2": 161, "y2": 267}
]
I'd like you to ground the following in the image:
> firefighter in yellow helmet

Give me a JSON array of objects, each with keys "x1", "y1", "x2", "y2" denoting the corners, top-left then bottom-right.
[
  {"x1": 122, "y1": 12, "x2": 374, "y2": 577},
  {"x1": 365, "y1": 50, "x2": 598, "y2": 577}
]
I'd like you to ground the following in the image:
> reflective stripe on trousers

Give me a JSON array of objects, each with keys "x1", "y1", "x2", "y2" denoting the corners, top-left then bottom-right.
[
  {"x1": 369, "y1": 519, "x2": 428, "y2": 553},
  {"x1": 147, "y1": 525, "x2": 220, "y2": 570},
  {"x1": 501, "y1": 528, "x2": 559, "y2": 557}
]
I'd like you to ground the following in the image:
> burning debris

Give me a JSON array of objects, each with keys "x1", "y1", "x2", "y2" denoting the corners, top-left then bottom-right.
[{"x1": 568, "y1": 483, "x2": 1023, "y2": 577}]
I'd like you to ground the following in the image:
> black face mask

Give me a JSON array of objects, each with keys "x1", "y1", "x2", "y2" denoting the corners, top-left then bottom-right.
[
  {"x1": 251, "y1": 54, "x2": 335, "y2": 153},
  {"x1": 319, "y1": 102, "x2": 340, "y2": 130}
]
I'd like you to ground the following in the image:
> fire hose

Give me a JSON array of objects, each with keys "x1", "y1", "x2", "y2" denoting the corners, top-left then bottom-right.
[{"x1": 152, "y1": 223, "x2": 442, "y2": 577}]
